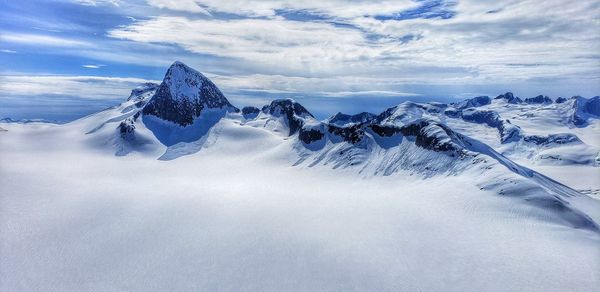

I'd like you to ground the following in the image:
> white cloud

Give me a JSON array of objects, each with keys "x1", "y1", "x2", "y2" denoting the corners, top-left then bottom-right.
[
  {"x1": 71, "y1": 0, "x2": 120, "y2": 6},
  {"x1": 1, "y1": 32, "x2": 92, "y2": 47},
  {"x1": 146, "y1": 0, "x2": 211, "y2": 15},
  {"x1": 208, "y1": 73, "x2": 423, "y2": 97},
  {"x1": 0, "y1": 75, "x2": 158, "y2": 100},
  {"x1": 146, "y1": 0, "x2": 416, "y2": 18},
  {"x1": 82, "y1": 64, "x2": 106, "y2": 69},
  {"x1": 109, "y1": 16, "x2": 419, "y2": 77},
  {"x1": 109, "y1": 0, "x2": 600, "y2": 88},
  {"x1": 1, "y1": 49, "x2": 17, "y2": 53}
]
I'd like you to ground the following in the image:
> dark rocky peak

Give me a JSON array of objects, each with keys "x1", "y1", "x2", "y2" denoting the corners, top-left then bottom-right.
[
  {"x1": 127, "y1": 83, "x2": 159, "y2": 101},
  {"x1": 241, "y1": 106, "x2": 260, "y2": 119},
  {"x1": 456, "y1": 96, "x2": 491, "y2": 109},
  {"x1": 555, "y1": 97, "x2": 568, "y2": 103},
  {"x1": 142, "y1": 61, "x2": 238, "y2": 126},
  {"x1": 370, "y1": 119, "x2": 468, "y2": 153},
  {"x1": 494, "y1": 92, "x2": 522, "y2": 104},
  {"x1": 525, "y1": 95, "x2": 552, "y2": 104},
  {"x1": 327, "y1": 111, "x2": 376, "y2": 127},
  {"x1": 261, "y1": 98, "x2": 315, "y2": 135},
  {"x1": 262, "y1": 98, "x2": 313, "y2": 118}
]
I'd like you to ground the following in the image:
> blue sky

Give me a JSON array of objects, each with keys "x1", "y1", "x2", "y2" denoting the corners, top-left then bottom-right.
[{"x1": 1, "y1": 0, "x2": 599, "y2": 121}]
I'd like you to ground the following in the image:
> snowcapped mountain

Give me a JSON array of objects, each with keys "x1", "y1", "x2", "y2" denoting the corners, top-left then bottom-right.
[
  {"x1": 142, "y1": 61, "x2": 238, "y2": 127},
  {"x1": 30, "y1": 61, "x2": 598, "y2": 228},
  {"x1": 2, "y1": 61, "x2": 599, "y2": 291}
]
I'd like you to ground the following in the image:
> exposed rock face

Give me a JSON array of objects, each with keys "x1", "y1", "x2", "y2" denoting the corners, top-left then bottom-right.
[
  {"x1": 241, "y1": 106, "x2": 260, "y2": 119},
  {"x1": 525, "y1": 95, "x2": 552, "y2": 104},
  {"x1": 523, "y1": 133, "x2": 581, "y2": 146},
  {"x1": 261, "y1": 99, "x2": 314, "y2": 136},
  {"x1": 585, "y1": 96, "x2": 600, "y2": 116},
  {"x1": 118, "y1": 119, "x2": 136, "y2": 141},
  {"x1": 570, "y1": 96, "x2": 600, "y2": 126},
  {"x1": 495, "y1": 92, "x2": 522, "y2": 104},
  {"x1": 456, "y1": 96, "x2": 491, "y2": 109},
  {"x1": 142, "y1": 61, "x2": 238, "y2": 126},
  {"x1": 369, "y1": 124, "x2": 402, "y2": 137},
  {"x1": 555, "y1": 97, "x2": 568, "y2": 103},
  {"x1": 498, "y1": 120, "x2": 522, "y2": 143},
  {"x1": 444, "y1": 108, "x2": 461, "y2": 118},
  {"x1": 370, "y1": 120, "x2": 468, "y2": 153},
  {"x1": 399, "y1": 120, "x2": 467, "y2": 153},
  {"x1": 453, "y1": 109, "x2": 521, "y2": 144},
  {"x1": 373, "y1": 105, "x2": 399, "y2": 124},
  {"x1": 327, "y1": 124, "x2": 365, "y2": 144},
  {"x1": 461, "y1": 109, "x2": 502, "y2": 128},
  {"x1": 299, "y1": 128, "x2": 325, "y2": 144}
]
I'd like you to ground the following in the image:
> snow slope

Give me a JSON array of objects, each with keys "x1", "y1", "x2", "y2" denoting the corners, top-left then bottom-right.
[
  {"x1": 1, "y1": 62, "x2": 599, "y2": 291},
  {"x1": 2, "y1": 118, "x2": 599, "y2": 291}
]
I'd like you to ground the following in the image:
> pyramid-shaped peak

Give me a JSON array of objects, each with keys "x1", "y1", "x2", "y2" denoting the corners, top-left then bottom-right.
[
  {"x1": 142, "y1": 61, "x2": 238, "y2": 126},
  {"x1": 167, "y1": 61, "x2": 197, "y2": 72}
]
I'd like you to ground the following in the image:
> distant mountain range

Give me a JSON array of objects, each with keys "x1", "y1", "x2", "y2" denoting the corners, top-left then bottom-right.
[
  {"x1": 2, "y1": 62, "x2": 599, "y2": 291},
  {"x1": 6, "y1": 61, "x2": 598, "y2": 232}
]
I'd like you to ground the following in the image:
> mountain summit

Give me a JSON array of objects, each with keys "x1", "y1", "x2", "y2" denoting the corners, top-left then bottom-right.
[{"x1": 142, "y1": 61, "x2": 238, "y2": 126}]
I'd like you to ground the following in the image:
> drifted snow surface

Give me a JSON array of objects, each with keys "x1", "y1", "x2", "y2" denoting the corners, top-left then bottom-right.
[{"x1": 1, "y1": 117, "x2": 599, "y2": 291}]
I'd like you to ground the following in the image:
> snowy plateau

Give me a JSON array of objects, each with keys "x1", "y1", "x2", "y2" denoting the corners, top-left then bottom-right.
[{"x1": 1, "y1": 61, "x2": 599, "y2": 291}]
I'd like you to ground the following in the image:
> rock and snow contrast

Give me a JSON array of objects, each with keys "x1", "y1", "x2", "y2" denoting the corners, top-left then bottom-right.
[{"x1": 1, "y1": 62, "x2": 599, "y2": 291}]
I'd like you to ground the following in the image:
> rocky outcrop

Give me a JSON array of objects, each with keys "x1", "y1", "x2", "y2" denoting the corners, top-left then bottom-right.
[
  {"x1": 455, "y1": 96, "x2": 491, "y2": 109},
  {"x1": 241, "y1": 106, "x2": 260, "y2": 119},
  {"x1": 525, "y1": 95, "x2": 552, "y2": 104},
  {"x1": 494, "y1": 92, "x2": 522, "y2": 104},
  {"x1": 261, "y1": 99, "x2": 314, "y2": 136}
]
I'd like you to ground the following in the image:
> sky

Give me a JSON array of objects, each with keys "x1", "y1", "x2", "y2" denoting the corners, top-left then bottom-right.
[{"x1": 1, "y1": 0, "x2": 599, "y2": 121}]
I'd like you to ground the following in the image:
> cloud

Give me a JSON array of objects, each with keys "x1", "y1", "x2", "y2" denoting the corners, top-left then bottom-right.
[
  {"x1": 109, "y1": 0, "x2": 600, "y2": 87},
  {"x1": 108, "y1": 16, "x2": 404, "y2": 76},
  {"x1": 146, "y1": 0, "x2": 211, "y2": 15},
  {"x1": 4, "y1": 0, "x2": 599, "y2": 111},
  {"x1": 1, "y1": 32, "x2": 92, "y2": 47},
  {"x1": 1, "y1": 49, "x2": 17, "y2": 53},
  {"x1": 0, "y1": 75, "x2": 158, "y2": 100},
  {"x1": 146, "y1": 0, "x2": 417, "y2": 18},
  {"x1": 82, "y1": 64, "x2": 106, "y2": 69},
  {"x1": 71, "y1": 0, "x2": 120, "y2": 6},
  {"x1": 207, "y1": 73, "x2": 423, "y2": 98}
]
